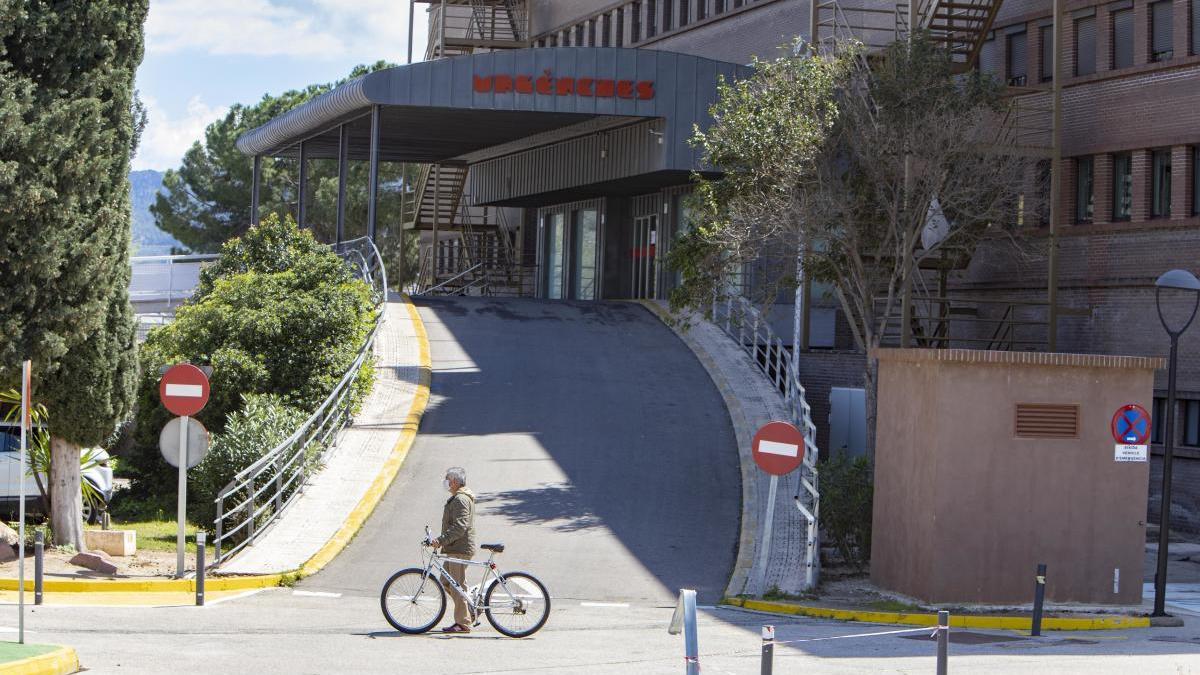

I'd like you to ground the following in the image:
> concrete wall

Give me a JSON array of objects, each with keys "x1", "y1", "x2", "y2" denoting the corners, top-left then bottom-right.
[{"x1": 871, "y1": 349, "x2": 1163, "y2": 605}]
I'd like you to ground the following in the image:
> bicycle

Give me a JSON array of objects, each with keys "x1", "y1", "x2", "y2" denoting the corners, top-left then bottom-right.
[{"x1": 380, "y1": 526, "x2": 551, "y2": 637}]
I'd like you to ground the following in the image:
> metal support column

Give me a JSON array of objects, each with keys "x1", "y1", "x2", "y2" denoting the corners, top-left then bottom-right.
[
  {"x1": 336, "y1": 124, "x2": 348, "y2": 244},
  {"x1": 1047, "y1": 0, "x2": 1064, "y2": 352},
  {"x1": 433, "y1": 165, "x2": 441, "y2": 279},
  {"x1": 367, "y1": 105, "x2": 381, "y2": 241},
  {"x1": 297, "y1": 141, "x2": 308, "y2": 228},
  {"x1": 407, "y1": 0, "x2": 415, "y2": 64},
  {"x1": 251, "y1": 155, "x2": 261, "y2": 226}
]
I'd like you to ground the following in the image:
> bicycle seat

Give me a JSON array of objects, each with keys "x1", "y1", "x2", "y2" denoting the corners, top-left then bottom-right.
[{"x1": 481, "y1": 543, "x2": 505, "y2": 553}]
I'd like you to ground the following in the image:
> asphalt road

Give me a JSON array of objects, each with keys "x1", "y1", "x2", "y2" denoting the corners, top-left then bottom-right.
[{"x1": 307, "y1": 296, "x2": 742, "y2": 605}]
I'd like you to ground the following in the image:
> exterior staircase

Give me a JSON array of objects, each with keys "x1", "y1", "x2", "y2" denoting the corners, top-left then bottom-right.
[{"x1": 410, "y1": 1, "x2": 530, "y2": 294}]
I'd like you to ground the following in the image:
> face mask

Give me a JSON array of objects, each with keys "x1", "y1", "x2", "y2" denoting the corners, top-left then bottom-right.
[{"x1": 443, "y1": 479, "x2": 452, "y2": 491}]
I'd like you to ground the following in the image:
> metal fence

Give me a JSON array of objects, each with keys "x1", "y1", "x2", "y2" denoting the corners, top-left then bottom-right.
[
  {"x1": 212, "y1": 237, "x2": 388, "y2": 564},
  {"x1": 711, "y1": 294, "x2": 821, "y2": 590}
]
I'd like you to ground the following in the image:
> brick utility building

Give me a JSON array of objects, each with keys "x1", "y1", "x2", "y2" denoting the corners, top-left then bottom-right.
[{"x1": 239, "y1": 0, "x2": 1200, "y2": 535}]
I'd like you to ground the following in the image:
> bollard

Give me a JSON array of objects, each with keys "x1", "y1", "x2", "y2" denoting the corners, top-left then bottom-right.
[
  {"x1": 33, "y1": 531, "x2": 43, "y2": 606},
  {"x1": 760, "y1": 625, "x2": 774, "y2": 675},
  {"x1": 196, "y1": 532, "x2": 206, "y2": 607},
  {"x1": 1031, "y1": 563, "x2": 1046, "y2": 637},
  {"x1": 936, "y1": 610, "x2": 949, "y2": 675}
]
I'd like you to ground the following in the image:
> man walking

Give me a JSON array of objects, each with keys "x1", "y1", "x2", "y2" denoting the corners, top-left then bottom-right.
[{"x1": 431, "y1": 466, "x2": 476, "y2": 633}]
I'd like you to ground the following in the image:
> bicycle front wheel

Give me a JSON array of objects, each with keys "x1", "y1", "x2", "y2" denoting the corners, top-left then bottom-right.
[
  {"x1": 381, "y1": 567, "x2": 446, "y2": 634},
  {"x1": 484, "y1": 571, "x2": 551, "y2": 638}
]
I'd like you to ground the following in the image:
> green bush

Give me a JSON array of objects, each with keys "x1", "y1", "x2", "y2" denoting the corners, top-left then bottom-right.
[
  {"x1": 124, "y1": 215, "x2": 377, "y2": 498},
  {"x1": 819, "y1": 451, "x2": 874, "y2": 570},
  {"x1": 189, "y1": 394, "x2": 310, "y2": 527}
]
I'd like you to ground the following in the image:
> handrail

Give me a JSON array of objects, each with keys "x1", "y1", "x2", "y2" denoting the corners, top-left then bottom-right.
[
  {"x1": 212, "y1": 236, "x2": 388, "y2": 565},
  {"x1": 710, "y1": 293, "x2": 821, "y2": 592},
  {"x1": 424, "y1": 262, "x2": 484, "y2": 295}
]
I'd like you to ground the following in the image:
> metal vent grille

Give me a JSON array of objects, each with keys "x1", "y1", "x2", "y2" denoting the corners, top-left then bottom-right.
[{"x1": 1015, "y1": 403, "x2": 1080, "y2": 439}]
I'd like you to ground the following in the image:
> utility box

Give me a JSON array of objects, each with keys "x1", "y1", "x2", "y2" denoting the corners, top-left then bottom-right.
[{"x1": 870, "y1": 349, "x2": 1164, "y2": 605}]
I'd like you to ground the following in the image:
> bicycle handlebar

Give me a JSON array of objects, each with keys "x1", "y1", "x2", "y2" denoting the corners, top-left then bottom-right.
[{"x1": 422, "y1": 525, "x2": 433, "y2": 547}]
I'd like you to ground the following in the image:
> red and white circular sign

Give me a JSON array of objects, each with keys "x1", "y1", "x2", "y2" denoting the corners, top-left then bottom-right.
[
  {"x1": 752, "y1": 421, "x2": 806, "y2": 476},
  {"x1": 159, "y1": 364, "x2": 210, "y2": 417}
]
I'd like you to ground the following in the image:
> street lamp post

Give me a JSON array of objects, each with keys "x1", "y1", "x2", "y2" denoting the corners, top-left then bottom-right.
[{"x1": 1152, "y1": 269, "x2": 1200, "y2": 617}]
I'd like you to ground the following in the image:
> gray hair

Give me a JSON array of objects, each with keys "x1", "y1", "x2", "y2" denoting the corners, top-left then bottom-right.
[{"x1": 445, "y1": 466, "x2": 466, "y2": 486}]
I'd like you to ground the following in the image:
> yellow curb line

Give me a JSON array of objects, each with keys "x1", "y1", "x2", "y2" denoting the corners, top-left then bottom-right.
[
  {"x1": 0, "y1": 645, "x2": 79, "y2": 675},
  {"x1": 722, "y1": 597, "x2": 1151, "y2": 631},
  {"x1": 0, "y1": 295, "x2": 431, "y2": 600}
]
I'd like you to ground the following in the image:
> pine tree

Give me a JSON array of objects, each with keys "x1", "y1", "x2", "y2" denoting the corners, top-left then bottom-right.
[{"x1": 0, "y1": 0, "x2": 148, "y2": 548}]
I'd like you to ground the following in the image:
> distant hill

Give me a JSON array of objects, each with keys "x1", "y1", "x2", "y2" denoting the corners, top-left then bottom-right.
[{"x1": 129, "y1": 170, "x2": 182, "y2": 256}]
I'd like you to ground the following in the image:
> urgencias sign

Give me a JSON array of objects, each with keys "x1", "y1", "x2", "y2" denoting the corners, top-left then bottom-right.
[{"x1": 473, "y1": 70, "x2": 655, "y2": 100}]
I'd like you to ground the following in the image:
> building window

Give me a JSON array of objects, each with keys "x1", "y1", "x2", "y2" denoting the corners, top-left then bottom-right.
[
  {"x1": 632, "y1": 2, "x2": 642, "y2": 41},
  {"x1": 587, "y1": 19, "x2": 595, "y2": 46},
  {"x1": 1007, "y1": 31, "x2": 1027, "y2": 86},
  {"x1": 1185, "y1": 400, "x2": 1200, "y2": 447},
  {"x1": 1075, "y1": 16, "x2": 1096, "y2": 75},
  {"x1": 617, "y1": 7, "x2": 625, "y2": 46},
  {"x1": 647, "y1": 0, "x2": 658, "y2": 37},
  {"x1": 1036, "y1": 160, "x2": 1051, "y2": 224},
  {"x1": 1193, "y1": 0, "x2": 1200, "y2": 55},
  {"x1": 715, "y1": 0, "x2": 726, "y2": 13},
  {"x1": 1194, "y1": 146, "x2": 1200, "y2": 215},
  {"x1": 1152, "y1": 397, "x2": 1167, "y2": 445},
  {"x1": 602, "y1": 13, "x2": 611, "y2": 46},
  {"x1": 1112, "y1": 8, "x2": 1134, "y2": 68},
  {"x1": 549, "y1": 34, "x2": 558, "y2": 47},
  {"x1": 697, "y1": 0, "x2": 707, "y2": 20},
  {"x1": 663, "y1": 0, "x2": 673, "y2": 32},
  {"x1": 1151, "y1": 0, "x2": 1173, "y2": 61},
  {"x1": 1152, "y1": 149, "x2": 1172, "y2": 218},
  {"x1": 1075, "y1": 156, "x2": 1094, "y2": 223},
  {"x1": 680, "y1": 0, "x2": 690, "y2": 27},
  {"x1": 1112, "y1": 152, "x2": 1133, "y2": 220},
  {"x1": 1039, "y1": 24, "x2": 1053, "y2": 82}
]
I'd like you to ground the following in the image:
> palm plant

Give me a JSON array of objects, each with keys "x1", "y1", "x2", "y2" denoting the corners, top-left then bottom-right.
[{"x1": 0, "y1": 390, "x2": 104, "y2": 515}]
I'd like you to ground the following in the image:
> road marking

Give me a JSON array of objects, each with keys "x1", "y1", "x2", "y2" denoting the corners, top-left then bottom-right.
[
  {"x1": 580, "y1": 601, "x2": 629, "y2": 608},
  {"x1": 758, "y1": 440, "x2": 799, "y2": 457},
  {"x1": 293, "y1": 590, "x2": 342, "y2": 599},
  {"x1": 164, "y1": 383, "x2": 204, "y2": 397},
  {"x1": 202, "y1": 589, "x2": 266, "y2": 607}
]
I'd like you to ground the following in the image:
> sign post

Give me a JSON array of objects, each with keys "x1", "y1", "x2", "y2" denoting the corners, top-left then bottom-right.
[
  {"x1": 751, "y1": 421, "x2": 806, "y2": 595},
  {"x1": 159, "y1": 364, "x2": 210, "y2": 578},
  {"x1": 18, "y1": 360, "x2": 30, "y2": 644}
]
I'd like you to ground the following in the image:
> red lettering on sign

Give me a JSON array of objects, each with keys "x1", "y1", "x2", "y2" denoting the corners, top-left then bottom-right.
[{"x1": 472, "y1": 71, "x2": 655, "y2": 100}]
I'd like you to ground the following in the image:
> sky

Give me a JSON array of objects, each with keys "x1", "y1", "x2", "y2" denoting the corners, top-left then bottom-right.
[{"x1": 133, "y1": 0, "x2": 429, "y2": 172}]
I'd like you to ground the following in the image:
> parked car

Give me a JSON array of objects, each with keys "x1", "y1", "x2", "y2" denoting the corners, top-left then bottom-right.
[{"x1": 0, "y1": 422, "x2": 114, "y2": 523}]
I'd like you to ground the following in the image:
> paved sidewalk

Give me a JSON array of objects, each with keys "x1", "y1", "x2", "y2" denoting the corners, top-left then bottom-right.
[
  {"x1": 218, "y1": 297, "x2": 422, "y2": 575},
  {"x1": 643, "y1": 301, "x2": 809, "y2": 596}
]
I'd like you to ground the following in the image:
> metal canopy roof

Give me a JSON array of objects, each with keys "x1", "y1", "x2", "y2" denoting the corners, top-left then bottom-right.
[{"x1": 236, "y1": 47, "x2": 751, "y2": 169}]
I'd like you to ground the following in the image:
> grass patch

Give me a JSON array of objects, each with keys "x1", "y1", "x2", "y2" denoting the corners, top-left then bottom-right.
[
  {"x1": 89, "y1": 519, "x2": 200, "y2": 554},
  {"x1": 868, "y1": 599, "x2": 927, "y2": 613},
  {"x1": 0, "y1": 641, "x2": 62, "y2": 664}
]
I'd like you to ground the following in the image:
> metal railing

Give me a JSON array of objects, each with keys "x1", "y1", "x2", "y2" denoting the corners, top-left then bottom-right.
[
  {"x1": 711, "y1": 294, "x2": 821, "y2": 591},
  {"x1": 875, "y1": 294, "x2": 1050, "y2": 350},
  {"x1": 212, "y1": 237, "x2": 388, "y2": 564},
  {"x1": 129, "y1": 254, "x2": 221, "y2": 307}
]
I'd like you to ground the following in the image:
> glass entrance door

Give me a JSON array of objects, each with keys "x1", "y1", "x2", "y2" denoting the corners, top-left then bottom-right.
[
  {"x1": 631, "y1": 215, "x2": 658, "y2": 299},
  {"x1": 545, "y1": 212, "x2": 565, "y2": 299},
  {"x1": 571, "y1": 209, "x2": 598, "y2": 300}
]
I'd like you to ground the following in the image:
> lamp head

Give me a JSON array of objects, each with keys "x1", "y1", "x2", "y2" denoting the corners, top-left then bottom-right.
[{"x1": 1155, "y1": 269, "x2": 1200, "y2": 292}]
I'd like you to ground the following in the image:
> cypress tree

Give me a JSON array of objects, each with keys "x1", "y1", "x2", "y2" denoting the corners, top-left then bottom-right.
[{"x1": 0, "y1": 0, "x2": 148, "y2": 547}]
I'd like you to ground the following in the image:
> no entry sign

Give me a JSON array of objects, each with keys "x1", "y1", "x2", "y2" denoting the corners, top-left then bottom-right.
[
  {"x1": 752, "y1": 421, "x2": 806, "y2": 476},
  {"x1": 159, "y1": 364, "x2": 210, "y2": 417},
  {"x1": 1111, "y1": 404, "x2": 1151, "y2": 446}
]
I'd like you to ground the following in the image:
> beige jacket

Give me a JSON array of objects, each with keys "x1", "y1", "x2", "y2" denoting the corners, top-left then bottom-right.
[{"x1": 439, "y1": 487, "x2": 476, "y2": 557}]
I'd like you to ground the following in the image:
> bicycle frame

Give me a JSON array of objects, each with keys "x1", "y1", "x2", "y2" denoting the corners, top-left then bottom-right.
[{"x1": 416, "y1": 548, "x2": 528, "y2": 614}]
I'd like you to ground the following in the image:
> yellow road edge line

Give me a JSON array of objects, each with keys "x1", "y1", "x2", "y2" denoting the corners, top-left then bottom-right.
[
  {"x1": 721, "y1": 597, "x2": 1151, "y2": 631},
  {"x1": 0, "y1": 294, "x2": 432, "y2": 597},
  {"x1": 0, "y1": 645, "x2": 79, "y2": 675},
  {"x1": 297, "y1": 293, "x2": 431, "y2": 578}
]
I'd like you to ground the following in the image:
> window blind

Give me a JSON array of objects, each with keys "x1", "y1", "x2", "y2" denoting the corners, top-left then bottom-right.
[
  {"x1": 1151, "y1": 0, "x2": 1173, "y2": 60},
  {"x1": 1075, "y1": 16, "x2": 1096, "y2": 75},
  {"x1": 1112, "y1": 9, "x2": 1134, "y2": 68}
]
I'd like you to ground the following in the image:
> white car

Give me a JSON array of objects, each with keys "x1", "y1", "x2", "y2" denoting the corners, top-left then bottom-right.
[{"x1": 0, "y1": 423, "x2": 114, "y2": 524}]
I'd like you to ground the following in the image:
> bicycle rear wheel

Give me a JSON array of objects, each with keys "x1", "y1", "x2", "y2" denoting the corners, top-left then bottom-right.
[
  {"x1": 484, "y1": 571, "x2": 550, "y2": 638},
  {"x1": 381, "y1": 567, "x2": 446, "y2": 634}
]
